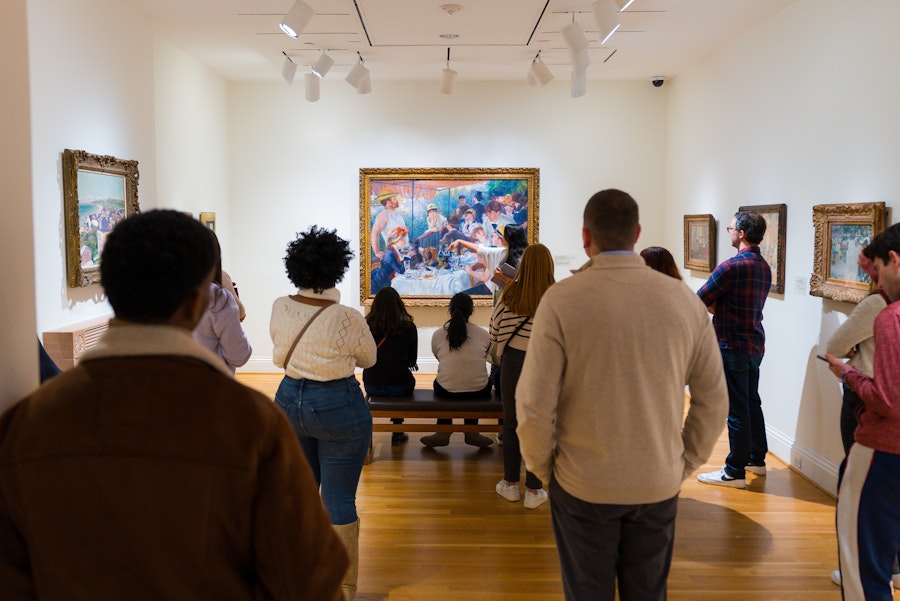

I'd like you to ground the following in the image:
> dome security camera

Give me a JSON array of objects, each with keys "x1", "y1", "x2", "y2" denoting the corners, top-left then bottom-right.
[{"x1": 651, "y1": 76, "x2": 665, "y2": 88}]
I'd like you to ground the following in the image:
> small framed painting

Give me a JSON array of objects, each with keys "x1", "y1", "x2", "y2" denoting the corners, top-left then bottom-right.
[
  {"x1": 683, "y1": 214, "x2": 717, "y2": 273},
  {"x1": 62, "y1": 149, "x2": 140, "y2": 287},
  {"x1": 739, "y1": 204, "x2": 787, "y2": 295},
  {"x1": 810, "y1": 202, "x2": 886, "y2": 303}
]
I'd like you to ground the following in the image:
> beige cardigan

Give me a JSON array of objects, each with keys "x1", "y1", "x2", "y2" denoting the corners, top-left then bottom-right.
[{"x1": 516, "y1": 253, "x2": 728, "y2": 505}]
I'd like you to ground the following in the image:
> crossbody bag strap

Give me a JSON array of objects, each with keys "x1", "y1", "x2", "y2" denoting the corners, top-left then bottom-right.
[
  {"x1": 281, "y1": 302, "x2": 336, "y2": 370},
  {"x1": 501, "y1": 316, "x2": 530, "y2": 354}
]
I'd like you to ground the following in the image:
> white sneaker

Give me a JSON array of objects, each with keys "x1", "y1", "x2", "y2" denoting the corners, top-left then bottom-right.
[
  {"x1": 831, "y1": 569, "x2": 841, "y2": 586},
  {"x1": 495, "y1": 479, "x2": 520, "y2": 502},
  {"x1": 745, "y1": 464, "x2": 767, "y2": 476},
  {"x1": 697, "y1": 469, "x2": 746, "y2": 489},
  {"x1": 524, "y1": 488, "x2": 549, "y2": 509},
  {"x1": 892, "y1": 572, "x2": 900, "y2": 589}
]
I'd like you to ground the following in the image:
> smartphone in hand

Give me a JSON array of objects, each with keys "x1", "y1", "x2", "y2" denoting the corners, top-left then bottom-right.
[{"x1": 816, "y1": 354, "x2": 829, "y2": 363}]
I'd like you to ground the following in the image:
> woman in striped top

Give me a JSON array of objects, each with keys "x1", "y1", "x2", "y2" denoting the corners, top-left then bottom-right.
[{"x1": 489, "y1": 244, "x2": 556, "y2": 509}]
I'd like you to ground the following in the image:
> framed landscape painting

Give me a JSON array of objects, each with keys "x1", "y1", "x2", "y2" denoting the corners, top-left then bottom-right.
[
  {"x1": 359, "y1": 167, "x2": 539, "y2": 306},
  {"x1": 739, "y1": 204, "x2": 787, "y2": 294},
  {"x1": 683, "y1": 214, "x2": 717, "y2": 272},
  {"x1": 63, "y1": 149, "x2": 140, "y2": 287},
  {"x1": 810, "y1": 202, "x2": 885, "y2": 303}
]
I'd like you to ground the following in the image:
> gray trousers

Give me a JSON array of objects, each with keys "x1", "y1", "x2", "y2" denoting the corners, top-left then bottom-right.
[{"x1": 549, "y1": 479, "x2": 678, "y2": 601}]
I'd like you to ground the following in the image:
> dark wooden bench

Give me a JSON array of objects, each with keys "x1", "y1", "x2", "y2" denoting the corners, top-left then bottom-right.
[
  {"x1": 365, "y1": 388, "x2": 503, "y2": 463},
  {"x1": 367, "y1": 388, "x2": 503, "y2": 433}
]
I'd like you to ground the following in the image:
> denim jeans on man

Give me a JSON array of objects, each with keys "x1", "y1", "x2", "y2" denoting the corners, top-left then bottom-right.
[
  {"x1": 721, "y1": 349, "x2": 767, "y2": 479},
  {"x1": 275, "y1": 375, "x2": 371, "y2": 525}
]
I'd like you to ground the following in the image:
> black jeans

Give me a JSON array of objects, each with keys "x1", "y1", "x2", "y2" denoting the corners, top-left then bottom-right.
[
  {"x1": 499, "y1": 348, "x2": 541, "y2": 489},
  {"x1": 550, "y1": 479, "x2": 677, "y2": 601},
  {"x1": 433, "y1": 380, "x2": 492, "y2": 426}
]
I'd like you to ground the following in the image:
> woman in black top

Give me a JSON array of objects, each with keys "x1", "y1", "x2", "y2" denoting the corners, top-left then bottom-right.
[{"x1": 363, "y1": 287, "x2": 418, "y2": 445}]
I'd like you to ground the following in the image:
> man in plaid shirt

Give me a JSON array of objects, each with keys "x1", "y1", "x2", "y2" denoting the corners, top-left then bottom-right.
[{"x1": 696, "y1": 210, "x2": 772, "y2": 488}]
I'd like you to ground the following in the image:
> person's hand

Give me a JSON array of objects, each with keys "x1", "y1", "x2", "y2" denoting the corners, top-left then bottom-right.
[
  {"x1": 411, "y1": 363, "x2": 419, "y2": 372},
  {"x1": 448, "y1": 240, "x2": 460, "y2": 251},
  {"x1": 706, "y1": 301, "x2": 717, "y2": 315},
  {"x1": 823, "y1": 353, "x2": 849, "y2": 380},
  {"x1": 493, "y1": 267, "x2": 512, "y2": 285},
  {"x1": 374, "y1": 250, "x2": 384, "y2": 260}
]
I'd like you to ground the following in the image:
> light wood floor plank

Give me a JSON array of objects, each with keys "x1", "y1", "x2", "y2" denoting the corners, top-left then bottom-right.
[{"x1": 237, "y1": 373, "x2": 844, "y2": 600}]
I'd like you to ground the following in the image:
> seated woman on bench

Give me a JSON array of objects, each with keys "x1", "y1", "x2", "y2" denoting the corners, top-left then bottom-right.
[
  {"x1": 363, "y1": 287, "x2": 418, "y2": 446},
  {"x1": 422, "y1": 292, "x2": 493, "y2": 448}
]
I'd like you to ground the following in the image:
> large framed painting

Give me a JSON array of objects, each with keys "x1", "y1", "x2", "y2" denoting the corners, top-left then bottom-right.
[
  {"x1": 63, "y1": 149, "x2": 140, "y2": 287},
  {"x1": 810, "y1": 202, "x2": 886, "y2": 303},
  {"x1": 683, "y1": 214, "x2": 717, "y2": 273},
  {"x1": 739, "y1": 204, "x2": 787, "y2": 295},
  {"x1": 360, "y1": 167, "x2": 539, "y2": 306}
]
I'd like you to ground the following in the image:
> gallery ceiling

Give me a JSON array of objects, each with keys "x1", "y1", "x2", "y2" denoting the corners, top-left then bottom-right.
[{"x1": 124, "y1": 0, "x2": 793, "y2": 84}]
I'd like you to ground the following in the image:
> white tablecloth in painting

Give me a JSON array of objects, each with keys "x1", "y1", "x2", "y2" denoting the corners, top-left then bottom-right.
[{"x1": 391, "y1": 268, "x2": 474, "y2": 296}]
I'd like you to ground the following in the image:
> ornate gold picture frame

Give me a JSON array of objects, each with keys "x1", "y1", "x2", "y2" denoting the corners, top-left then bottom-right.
[
  {"x1": 810, "y1": 202, "x2": 885, "y2": 303},
  {"x1": 63, "y1": 149, "x2": 140, "y2": 287},
  {"x1": 683, "y1": 214, "x2": 717, "y2": 273},
  {"x1": 739, "y1": 204, "x2": 787, "y2": 295},
  {"x1": 359, "y1": 168, "x2": 539, "y2": 306}
]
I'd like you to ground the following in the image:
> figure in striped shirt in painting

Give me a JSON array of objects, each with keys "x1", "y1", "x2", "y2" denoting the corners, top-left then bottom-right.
[{"x1": 490, "y1": 243, "x2": 556, "y2": 509}]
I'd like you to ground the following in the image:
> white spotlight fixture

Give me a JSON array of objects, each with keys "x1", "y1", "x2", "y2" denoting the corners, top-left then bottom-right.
[
  {"x1": 279, "y1": 1, "x2": 314, "y2": 39},
  {"x1": 571, "y1": 69, "x2": 587, "y2": 98},
  {"x1": 528, "y1": 52, "x2": 553, "y2": 87},
  {"x1": 345, "y1": 54, "x2": 371, "y2": 92},
  {"x1": 592, "y1": 0, "x2": 621, "y2": 45},
  {"x1": 571, "y1": 48, "x2": 591, "y2": 73},
  {"x1": 304, "y1": 72, "x2": 320, "y2": 102},
  {"x1": 281, "y1": 55, "x2": 297, "y2": 84},
  {"x1": 311, "y1": 50, "x2": 334, "y2": 78},
  {"x1": 561, "y1": 20, "x2": 589, "y2": 55},
  {"x1": 527, "y1": 71, "x2": 537, "y2": 87},
  {"x1": 439, "y1": 48, "x2": 457, "y2": 95},
  {"x1": 616, "y1": 0, "x2": 636, "y2": 10}
]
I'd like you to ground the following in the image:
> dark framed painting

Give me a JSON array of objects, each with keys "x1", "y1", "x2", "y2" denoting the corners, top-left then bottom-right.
[
  {"x1": 359, "y1": 167, "x2": 539, "y2": 306},
  {"x1": 62, "y1": 149, "x2": 140, "y2": 287},
  {"x1": 739, "y1": 204, "x2": 787, "y2": 294},
  {"x1": 683, "y1": 214, "x2": 717, "y2": 272},
  {"x1": 810, "y1": 202, "x2": 886, "y2": 303}
]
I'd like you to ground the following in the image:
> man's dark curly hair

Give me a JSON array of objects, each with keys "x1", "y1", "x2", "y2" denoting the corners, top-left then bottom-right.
[
  {"x1": 100, "y1": 209, "x2": 218, "y2": 322},
  {"x1": 734, "y1": 211, "x2": 767, "y2": 245},
  {"x1": 284, "y1": 225, "x2": 354, "y2": 292}
]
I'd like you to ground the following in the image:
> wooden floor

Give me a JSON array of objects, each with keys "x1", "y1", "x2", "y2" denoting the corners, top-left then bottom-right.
[{"x1": 238, "y1": 373, "x2": 846, "y2": 601}]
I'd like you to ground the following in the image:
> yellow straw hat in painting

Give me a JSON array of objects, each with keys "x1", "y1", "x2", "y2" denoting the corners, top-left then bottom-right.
[
  {"x1": 387, "y1": 226, "x2": 408, "y2": 246},
  {"x1": 376, "y1": 191, "x2": 399, "y2": 205},
  {"x1": 426, "y1": 202, "x2": 438, "y2": 211}
]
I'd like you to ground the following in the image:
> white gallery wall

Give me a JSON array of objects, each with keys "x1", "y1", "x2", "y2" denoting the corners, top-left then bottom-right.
[
  {"x1": 27, "y1": 0, "x2": 158, "y2": 333},
  {"x1": 226, "y1": 79, "x2": 668, "y2": 373},
  {"x1": 0, "y1": 0, "x2": 38, "y2": 413},
  {"x1": 666, "y1": 0, "x2": 900, "y2": 492}
]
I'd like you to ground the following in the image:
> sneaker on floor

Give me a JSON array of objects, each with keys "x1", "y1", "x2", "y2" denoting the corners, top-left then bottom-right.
[
  {"x1": 697, "y1": 469, "x2": 746, "y2": 489},
  {"x1": 524, "y1": 488, "x2": 549, "y2": 509},
  {"x1": 830, "y1": 569, "x2": 841, "y2": 587},
  {"x1": 495, "y1": 432, "x2": 504, "y2": 446},
  {"x1": 421, "y1": 432, "x2": 451, "y2": 447},
  {"x1": 495, "y1": 479, "x2": 520, "y2": 502},
  {"x1": 464, "y1": 432, "x2": 493, "y2": 448},
  {"x1": 892, "y1": 572, "x2": 900, "y2": 589},
  {"x1": 391, "y1": 432, "x2": 409, "y2": 446},
  {"x1": 745, "y1": 464, "x2": 767, "y2": 476}
]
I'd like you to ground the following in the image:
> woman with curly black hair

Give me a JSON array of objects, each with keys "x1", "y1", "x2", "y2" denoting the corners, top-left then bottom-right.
[
  {"x1": 363, "y1": 287, "x2": 418, "y2": 446},
  {"x1": 270, "y1": 225, "x2": 376, "y2": 601}
]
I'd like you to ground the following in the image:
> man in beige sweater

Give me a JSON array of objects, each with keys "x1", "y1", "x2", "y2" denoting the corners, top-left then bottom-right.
[{"x1": 516, "y1": 189, "x2": 728, "y2": 601}]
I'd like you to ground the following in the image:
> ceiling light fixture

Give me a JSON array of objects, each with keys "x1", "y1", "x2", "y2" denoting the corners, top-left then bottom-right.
[
  {"x1": 281, "y1": 55, "x2": 297, "y2": 84},
  {"x1": 439, "y1": 47, "x2": 457, "y2": 95},
  {"x1": 305, "y1": 71, "x2": 320, "y2": 102},
  {"x1": 528, "y1": 51, "x2": 553, "y2": 87},
  {"x1": 592, "y1": 0, "x2": 621, "y2": 45},
  {"x1": 570, "y1": 69, "x2": 587, "y2": 98},
  {"x1": 616, "y1": 0, "x2": 636, "y2": 10},
  {"x1": 311, "y1": 50, "x2": 334, "y2": 78},
  {"x1": 440, "y1": 4, "x2": 463, "y2": 16},
  {"x1": 345, "y1": 52, "x2": 371, "y2": 93},
  {"x1": 279, "y1": 1, "x2": 314, "y2": 39},
  {"x1": 561, "y1": 16, "x2": 591, "y2": 73}
]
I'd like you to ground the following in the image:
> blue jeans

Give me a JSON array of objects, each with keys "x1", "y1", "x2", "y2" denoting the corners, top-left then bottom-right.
[
  {"x1": 274, "y1": 375, "x2": 371, "y2": 525},
  {"x1": 721, "y1": 349, "x2": 767, "y2": 479}
]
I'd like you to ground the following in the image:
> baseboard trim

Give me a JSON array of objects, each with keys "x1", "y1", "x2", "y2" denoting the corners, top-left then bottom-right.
[{"x1": 767, "y1": 426, "x2": 838, "y2": 497}]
